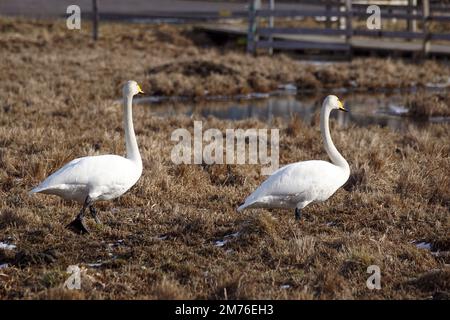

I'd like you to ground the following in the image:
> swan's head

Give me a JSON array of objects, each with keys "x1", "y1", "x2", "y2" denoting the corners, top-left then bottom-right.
[
  {"x1": 324, "y1": 95, "x2": 347, "y2": 112},
  {"x1": 123, "y1": 80, "x2": 144, "y2": 97}
]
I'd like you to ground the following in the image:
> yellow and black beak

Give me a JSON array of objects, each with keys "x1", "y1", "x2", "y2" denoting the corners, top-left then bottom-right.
[
  {"x1": 338, "y1": 100, "x2": 348, "y2": 112},
  {"x1": 137, "y1": 84, "x2": 144, "y2": 94}
]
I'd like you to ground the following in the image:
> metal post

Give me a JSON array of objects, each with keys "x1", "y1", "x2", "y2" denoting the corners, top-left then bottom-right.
[
  {"x1": 92, "y1": 0, "x2": 99, "y2": 41},
  {"x1": 268, "y1": 0, "x2": 275, "y2": 55},
  {"x1": 422, "y1": 0, "x2": 430, "y2": 57}
]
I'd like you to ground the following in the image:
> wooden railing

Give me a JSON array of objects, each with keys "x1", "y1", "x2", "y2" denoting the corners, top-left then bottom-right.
[
  {"x1": 85, "y1": 0, "x2": 450, "y2": 58},
  {"x1": 246, "y1": 0, "x2": 450, "y2": 57}
]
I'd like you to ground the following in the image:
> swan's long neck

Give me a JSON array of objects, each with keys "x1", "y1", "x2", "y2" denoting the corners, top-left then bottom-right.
[
  {"x1": 123, "y1": 94, "x2": 142, "y2": 168},
  {"x1": 320, "y1": 103, "x2": 349, "y2": 173}
]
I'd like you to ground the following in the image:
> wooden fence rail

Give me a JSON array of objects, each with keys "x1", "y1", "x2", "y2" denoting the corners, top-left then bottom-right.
[
  {"x1": 246, "y1": 0, "x2": 450, "y2": 57},
  {"x1": 87, "y1": 0, "x2": 450, "y2": 58}
]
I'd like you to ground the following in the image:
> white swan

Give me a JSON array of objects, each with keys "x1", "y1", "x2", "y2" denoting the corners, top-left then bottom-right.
[
  {"x1": 30, "y1": 81, "x2": 144, "y2": 233},
  {"x1": 238, "y1": 95, "x2": 350, "y2": 220}
]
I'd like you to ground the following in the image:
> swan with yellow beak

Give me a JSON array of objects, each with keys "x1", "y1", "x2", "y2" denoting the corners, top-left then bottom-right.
[
  {"x1": 238, "y1": 95, "x2": 350, "y2": 220},
  {"x1": 30, "y1": 81, "x2": 144, "y2": 234}
]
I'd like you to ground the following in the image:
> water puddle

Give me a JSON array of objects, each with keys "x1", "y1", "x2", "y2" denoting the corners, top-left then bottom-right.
[
  {"x1": 86, "y1": 262, "x2": 103, "y2": 268},
  {"x1": 138, "y1": 90, "x2": 449, "y2": 131}
]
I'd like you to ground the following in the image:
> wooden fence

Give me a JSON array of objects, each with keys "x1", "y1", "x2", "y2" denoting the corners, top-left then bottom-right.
[
  {"x1": 246, "y1": 0, "x2": 450, "y2": 57},
  {"x1": 87, "y1": 0, "x2": 450, "y2": 57}
]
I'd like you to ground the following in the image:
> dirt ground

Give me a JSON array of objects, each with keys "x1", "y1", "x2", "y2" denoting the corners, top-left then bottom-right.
[{"x1": 0, "y1": 18, "x2": 449, "y2": 299}]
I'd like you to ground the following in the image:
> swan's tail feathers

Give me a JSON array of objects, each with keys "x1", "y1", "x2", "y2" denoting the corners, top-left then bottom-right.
[
  {"x1": 29, "y1": 187, "x2": 39, "y2": 195},
  {"x1": 237, "y1": 201, "x2": 252, "y2": 212},
  {"x1": 29, "y1": 185, "x2": 45, "y2": 195}
]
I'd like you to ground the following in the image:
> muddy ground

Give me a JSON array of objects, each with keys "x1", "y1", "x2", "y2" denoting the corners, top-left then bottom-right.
[{"x1": 0, "y1": 18, "x2": 449, "y2": 299}]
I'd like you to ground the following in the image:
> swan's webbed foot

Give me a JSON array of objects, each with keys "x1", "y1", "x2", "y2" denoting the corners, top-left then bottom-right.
[
  {"x1": 66, "y1": 196, "x2": 92, "y2": 234},
  {"x1": 295, "y1": 208, "x2": 302, "y2": 221},
  {"x1": 89, "y1": 205, "x2": 101, "y2": 224},
  {"x1": 66, "y1": 217, "x2": 89, "y2": 234}
]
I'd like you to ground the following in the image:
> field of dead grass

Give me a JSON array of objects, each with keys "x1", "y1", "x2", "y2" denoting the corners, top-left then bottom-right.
[{"x1": 0, "y1": 17, "x2": 449, "y2": 299}]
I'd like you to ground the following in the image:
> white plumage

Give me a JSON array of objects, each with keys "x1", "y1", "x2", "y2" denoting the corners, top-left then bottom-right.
[
  {"x1": 238, "y1": 95, "x2": 350, "y2": 219},
  {"x1": 30, "y1": 155, "x2": 141, "y2": 203},
  {"x1": 30, "y1": 80, "x2": 144, "y2": 233}
]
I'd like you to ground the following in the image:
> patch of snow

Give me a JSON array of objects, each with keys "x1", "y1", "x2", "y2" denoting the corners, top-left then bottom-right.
[
  {"x1": 0, "y1": 263, "x2": 9, "y2": 269},
  {"x1": 0, "y1": 242, "x2": 16, "y2": 251},
  {"x1": 280, "y1": 284, "x2": 291, "y2": 289},
  {"x1": 215, "y1": 240, "x2": 227, "y2": 247},
  {"x1": 108, "y1": 239, "x2": 126, "y2": 249},
  {"x1": 86, "y1": 262, "x2": 103, "y2": 268},
  {"x1": 214, "y1": 232, "x2": 240, "y2": 247}
]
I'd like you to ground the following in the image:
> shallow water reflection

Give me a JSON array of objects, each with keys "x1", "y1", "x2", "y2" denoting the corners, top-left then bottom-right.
[{"x1": 138, "y1": 91, "x2": 448, "y2": 131}]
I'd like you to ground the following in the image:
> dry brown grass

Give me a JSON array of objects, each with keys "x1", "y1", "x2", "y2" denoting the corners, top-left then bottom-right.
[
  {"x1": 147, "y1": 53, "x2": 450, "y2": 97},
  {"x1": 1, "y1": 17, "x2": 449, "y2": 99},
  {"x1": 405, "y1": 91, "x2": 450, "y2": 118},
  {"x1": 0, "y1": 17, "x2": 449, "y2": 300}
]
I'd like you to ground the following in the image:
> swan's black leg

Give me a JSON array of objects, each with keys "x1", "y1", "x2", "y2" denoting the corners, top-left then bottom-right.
[
  {"x1": 66, "y1": 196, "x2": 91, "y2": 234},
  {"x1": 295, "y1": 208, "x2": 302, "y2": 221},
  {"x1": 89, "y1": 205, "x2": 101, "y2": 224}
]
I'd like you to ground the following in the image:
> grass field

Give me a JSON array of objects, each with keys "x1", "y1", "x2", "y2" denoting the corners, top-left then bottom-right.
[{"x1": 0, "y1": 18, "x2": 449, "y2": 299}]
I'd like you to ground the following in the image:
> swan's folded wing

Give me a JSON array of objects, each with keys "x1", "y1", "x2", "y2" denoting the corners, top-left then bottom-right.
[
  {"x1": 30, "y1": 158, "x2": 84, "y2": 193},
  {"x1": 31, "y1": 155, "x2": 135, "y2": 193},
  {"x1": 240, "y1": 164, "x2": 296, "y2": 208},
  {"x1": 240, "y1": 160, "x2": 341, "y2": 209}
]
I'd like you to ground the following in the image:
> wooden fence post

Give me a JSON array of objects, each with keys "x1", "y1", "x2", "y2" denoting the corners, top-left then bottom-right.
[
  {"x1": 407, "y1": 0, "x2": 417, "y2": 33},
  {"x1": 92, "y1": 0, "x2": 99, "y2": 41},
  {"x1": 268, "y1": 0, "x2": 275, "y2": 55},
  {"x1": 325, "y1": 0, "x2": 332, "y2": 29},
  {"x1": 422, "y1": 0, "x2": 430, "y2": 57},
  {"x1": 339, "y1": 1, "x2": 345, "y2": 32},
  {"x1": 247, "y1": 0, "x2": 257, "y2": 54},
  {"x1": 345, "y1": 0, "x2": 353, "y2": 59}
]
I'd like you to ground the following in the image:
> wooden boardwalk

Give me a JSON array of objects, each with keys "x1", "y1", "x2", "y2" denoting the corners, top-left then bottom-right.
[{"x1": 196, "y1": 23, "x2": 450, "y2": 57}]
